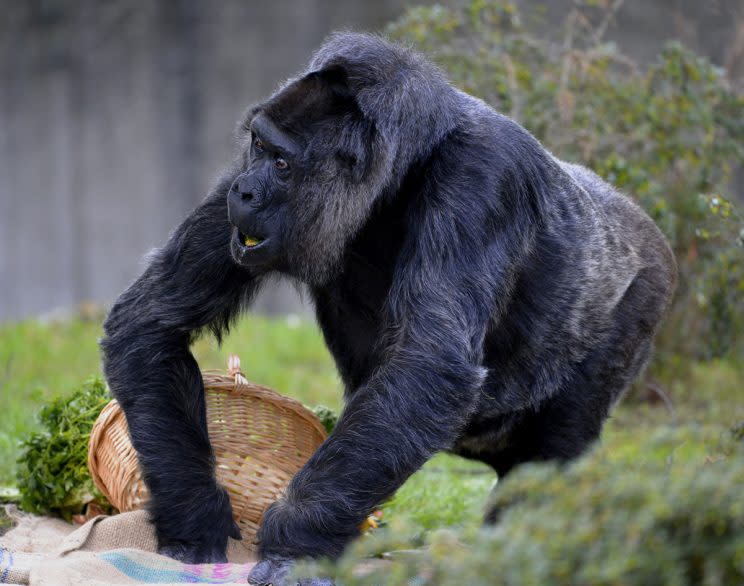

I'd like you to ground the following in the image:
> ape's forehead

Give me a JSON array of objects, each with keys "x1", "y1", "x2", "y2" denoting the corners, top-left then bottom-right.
[{"x1": 250, "y1": 113, "x2": 302, "y2": 155}]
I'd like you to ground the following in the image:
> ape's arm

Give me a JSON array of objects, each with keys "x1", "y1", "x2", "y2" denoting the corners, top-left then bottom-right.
[
  {"x1": 101, "y1": 171, "x2": 259, "y2": 563},
  {"x1": 255, "y1": 140, "x2": 543, "y2": 564},
  {"x1": 257, "y1": 286, "x2": 490, "y2": 561}
]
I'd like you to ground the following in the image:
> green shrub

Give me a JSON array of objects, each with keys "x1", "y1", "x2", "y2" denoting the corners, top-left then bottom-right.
[
  {"x1": 305, "y1": 425, "x2": 744, "y2": 585},
  {"x1": 387, "y1": 0, "x2": 744, "y2": 365},
  {"x1": 16, "y1": 377, "x2": 112, "y2": 519}
]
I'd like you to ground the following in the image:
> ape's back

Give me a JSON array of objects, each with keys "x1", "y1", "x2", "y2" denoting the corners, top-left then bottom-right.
[
  {"x1": 456, "y1": 151, "x2": 677, "y2": 470},
  {"x1": 462, "y1": 113, "x2": 677, "y2": 416},
  {"x1": 563, "y1": 161, "x2": 676, "y2": 275}
]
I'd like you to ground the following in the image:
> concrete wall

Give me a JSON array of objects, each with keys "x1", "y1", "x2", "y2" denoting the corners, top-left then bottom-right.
[
  {"x1": 0, "y1": 0, "x2": 416, "y2": 320},
  {"x1": 1, "y1": 0, "x2": 741, "y2": 321}
]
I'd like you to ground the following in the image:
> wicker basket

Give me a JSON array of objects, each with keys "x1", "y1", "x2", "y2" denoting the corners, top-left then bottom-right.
[{"x1": 87, "y1": 355, "x2": 327, "y2": 547}]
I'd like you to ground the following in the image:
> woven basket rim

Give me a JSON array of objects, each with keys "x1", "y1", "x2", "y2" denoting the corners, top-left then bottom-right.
[{"x1": 201, "y1": 370, "x2": 328, "y2": 439}]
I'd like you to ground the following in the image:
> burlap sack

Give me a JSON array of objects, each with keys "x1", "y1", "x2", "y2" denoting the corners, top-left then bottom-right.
[
  {"x1": 51, "y1": 510, "x2": 255, "y2": 562},
  {"x1": 0, "y1": 549, "x2": 40, "y2": 585},
  {"x1": 1, "y1": 511, "x2": 255, "y2": 585}
]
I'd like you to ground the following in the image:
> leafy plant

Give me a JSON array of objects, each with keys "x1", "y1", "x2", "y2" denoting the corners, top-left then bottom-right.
[
  {"x1": 16, "y1": 377, "x2": 113, "y2": 519},
  {"x1": 312, "y1": 404, "x2": 339, "y2": 434},
  {"x1": 302, "y1": 424, "x2": 744, "y2": 585}
]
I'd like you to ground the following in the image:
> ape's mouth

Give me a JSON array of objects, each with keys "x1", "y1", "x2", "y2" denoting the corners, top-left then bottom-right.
[
  {"x1": 240, "y1": 232, "x2": 264, "y2": 248},
  {"x1": 229, "y1": 227, "x2": 274, "y2": 267}
]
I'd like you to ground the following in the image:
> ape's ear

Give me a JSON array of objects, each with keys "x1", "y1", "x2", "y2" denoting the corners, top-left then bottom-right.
[
  {"x1": 317, "y1": 64, "x2": 352, "y2": 98},
  {"x1": 307, "y1": 62, "x2": 354, "y2": 102}
]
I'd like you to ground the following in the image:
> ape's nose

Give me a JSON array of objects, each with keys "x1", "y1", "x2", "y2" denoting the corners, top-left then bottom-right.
[
  {"x1": 231, "y1": 175, "x2": 254, "y2": 202},
  {"x1": 227, "y1": 173, "x2": 263, "y2": 229}
]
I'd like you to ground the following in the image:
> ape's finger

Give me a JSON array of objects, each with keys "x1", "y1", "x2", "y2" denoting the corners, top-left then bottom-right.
[{"x1": 247, "y1": 558, "x2": 293, "y2": 586}]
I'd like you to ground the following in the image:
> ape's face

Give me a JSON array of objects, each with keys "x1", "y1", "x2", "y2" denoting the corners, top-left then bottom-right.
[
  {"x1": 227, "y1": 69, "x2": 385, "y2": 284},
  {"x1": 227, "y1": 113, "x2": 298, "y2": 270}
]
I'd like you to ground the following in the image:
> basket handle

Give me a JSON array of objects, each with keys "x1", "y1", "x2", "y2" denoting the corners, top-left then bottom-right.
[{"x1": 227, "y1": 354, "x2": 249, "y2": 387}]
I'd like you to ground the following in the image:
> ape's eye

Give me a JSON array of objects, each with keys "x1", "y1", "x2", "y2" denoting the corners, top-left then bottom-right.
[
  {"x1": 253, "y1": 137, "x2": 264, "y2": 152},
  {"x1": 274, "y1": 156, "x2": 289, "y2": 170}
]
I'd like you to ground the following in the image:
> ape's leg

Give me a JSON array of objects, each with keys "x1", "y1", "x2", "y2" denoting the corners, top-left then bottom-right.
[
  {"x1": 456, "y1": 268, "x2": 672, "y2": 518},
  {"x1": 473, "y1": 382, "x2": 618, "y2": 479},
  {"x1": 101, "y1": 173, "x2": 259, "y2": 563}
]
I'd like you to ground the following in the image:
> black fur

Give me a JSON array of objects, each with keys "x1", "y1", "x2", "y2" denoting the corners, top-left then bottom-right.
[{"x1": 101, "y1": 33, "x2": 676, "y2": 582}]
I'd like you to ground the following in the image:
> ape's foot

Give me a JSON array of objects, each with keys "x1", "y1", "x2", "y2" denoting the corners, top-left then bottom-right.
[{"x1": 248, "y1": 558, "x2": 334, "y2": 586}]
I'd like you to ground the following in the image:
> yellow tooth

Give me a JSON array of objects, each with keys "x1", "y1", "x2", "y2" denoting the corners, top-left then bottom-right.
[{"x1": 243, "y1": 236, "x2": 260, "y2": 247}]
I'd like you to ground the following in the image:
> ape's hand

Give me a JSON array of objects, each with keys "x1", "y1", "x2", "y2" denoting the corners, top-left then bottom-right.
[
  {"x1": 155, "y1": 484, "x2": 242, "y2": 564},
  {"x1": 248, "y1": 557, "x2": 334, "y2": 586},
  {"x1": 156, "y1": 495, "x2": 242, "y2": 564}
]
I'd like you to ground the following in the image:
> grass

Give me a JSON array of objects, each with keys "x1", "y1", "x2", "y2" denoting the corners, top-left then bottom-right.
[
  {"x1": 0, "y1": 311, "x2": 341, "y2": 486},
  {"x1": 0, "y1": 309, "x2": 742, "y2": 536}
]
